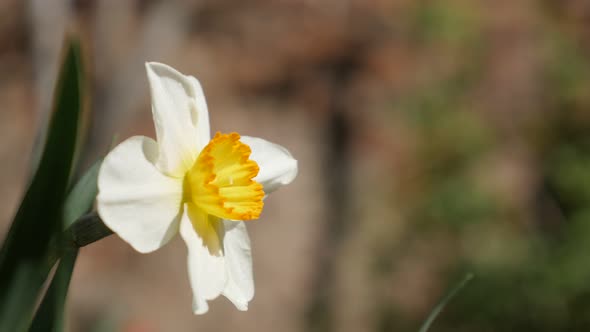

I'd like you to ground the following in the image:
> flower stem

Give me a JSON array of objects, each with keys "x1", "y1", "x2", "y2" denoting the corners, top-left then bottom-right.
[
  {"x1": 45, "y1": 212, "x2": 112, "y2": 271},
  {"x1": 63, "y1": 212, "x2": 113, "y2": 248}
]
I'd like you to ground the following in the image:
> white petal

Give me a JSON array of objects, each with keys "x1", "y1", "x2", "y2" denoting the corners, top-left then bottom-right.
[
  {"x1": 240, "y1": 136, "x2": 298, "y2": 194},
  {"x1": 222, "y1": 220, "x2": 254, "y2": 310},
  {"x1": 97, "y1": 136, "x2": 183, "y2": 253},
  {"x1": 180, "y1": 204, "x2": 227, "y2": 315},
  {"x1": 146, "y1": 62, "x2": 211, "y2": 177}
]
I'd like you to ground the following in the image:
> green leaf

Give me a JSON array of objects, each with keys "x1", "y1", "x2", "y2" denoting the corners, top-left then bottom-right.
[
  {"x1": 63, "y1": 160, "x2": 102, "y2": 230},
  {"x1": 418, "y1": 273, "x2": 474, "y2": 332},
  {"x1": 0, "y1": 36, "x2": 85, "y2": 331},
  {"x1": 30, "y1": 159, "x2": 101, "y2": 332},
  {"x1": 29, "y1": 249, "x2": 78, "y2": 332}
]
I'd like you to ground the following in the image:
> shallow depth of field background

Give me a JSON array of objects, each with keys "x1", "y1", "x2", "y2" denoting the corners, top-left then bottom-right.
[{"x1": 2, "y1": 1, "x2": 590, "y2": 331}]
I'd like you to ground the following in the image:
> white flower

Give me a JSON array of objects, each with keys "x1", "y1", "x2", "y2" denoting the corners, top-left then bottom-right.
[{"x1": 96, "y1": 62, "x2": 298, "y2": 314}]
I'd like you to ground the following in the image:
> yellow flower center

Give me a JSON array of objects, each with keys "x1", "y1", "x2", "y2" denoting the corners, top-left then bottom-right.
[{"x1": 184, "y1": 132, "x2": 264, "y2": 221}]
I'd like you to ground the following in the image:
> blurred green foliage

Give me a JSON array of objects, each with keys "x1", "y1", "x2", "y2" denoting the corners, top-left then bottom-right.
[{"x1": 375, "y1": 1, "x2": 590, "y2": 331}]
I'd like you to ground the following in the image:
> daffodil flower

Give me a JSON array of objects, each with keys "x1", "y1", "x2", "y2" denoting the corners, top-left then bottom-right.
[{"x1": 96, "y1": 62, "x2": 298, "y2": 314}]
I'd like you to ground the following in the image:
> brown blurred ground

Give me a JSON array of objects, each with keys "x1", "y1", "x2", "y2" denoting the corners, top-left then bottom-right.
[{"x1": 3, "y1": 1, "x2": 590, "y2": 331}]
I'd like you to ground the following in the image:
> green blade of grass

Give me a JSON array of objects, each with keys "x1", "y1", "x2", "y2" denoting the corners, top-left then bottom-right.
[{"x1": 418, "y1": 273, "x2": 474, "y2": 332}]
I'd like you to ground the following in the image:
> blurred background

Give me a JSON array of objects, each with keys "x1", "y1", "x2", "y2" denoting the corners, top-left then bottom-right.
[{"x1": 2, "y1": 0, "x2": 590, "y2": 331}]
